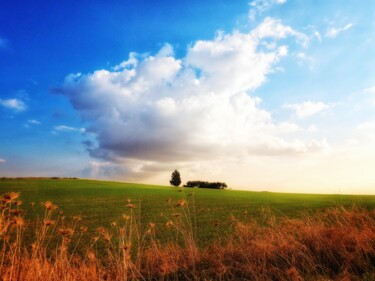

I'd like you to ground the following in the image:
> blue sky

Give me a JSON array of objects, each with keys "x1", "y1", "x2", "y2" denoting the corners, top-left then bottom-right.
[{"x1": 1, "y1": 0, "x2": 375, "y2": 194}]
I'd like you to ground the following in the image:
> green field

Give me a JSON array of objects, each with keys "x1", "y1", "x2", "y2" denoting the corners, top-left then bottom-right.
[{"x1": 1, "y1": 178, "x2": 374, "y2": 244}]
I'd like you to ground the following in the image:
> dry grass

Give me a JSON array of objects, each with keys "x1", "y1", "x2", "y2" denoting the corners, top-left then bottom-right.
[{"x1": 0, "y1": 192, "x2": 374, "y2": 280}]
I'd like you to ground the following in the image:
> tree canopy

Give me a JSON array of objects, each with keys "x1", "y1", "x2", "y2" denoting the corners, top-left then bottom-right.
[{"x1": 169, "y1": 170, "x2": 181, "y2": 187}]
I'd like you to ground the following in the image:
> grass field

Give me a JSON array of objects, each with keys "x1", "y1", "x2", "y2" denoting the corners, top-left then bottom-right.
[
  {"x1": 1, "y1": 178, "x2": 375, "y2": 280},
  {"x1": 1, "y1": 177, "x2": 375, "y2": 244}
]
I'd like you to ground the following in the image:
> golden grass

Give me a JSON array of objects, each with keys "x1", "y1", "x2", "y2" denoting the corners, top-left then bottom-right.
[{"x1": 0, "y1": 192, "x2": 374, "y2": 280}]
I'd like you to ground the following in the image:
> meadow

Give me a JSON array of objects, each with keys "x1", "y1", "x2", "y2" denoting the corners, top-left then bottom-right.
[
  {"x1": 1, "y1": 178, "x2": 374, "y2": 242},
  {"x1": 0, "y1": 178, "x2": 374, "y2": 280}
]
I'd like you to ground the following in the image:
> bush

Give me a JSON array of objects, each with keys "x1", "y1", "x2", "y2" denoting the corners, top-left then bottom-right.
[{"x1": 184, "y1": 181, "x2": 227, "y2": 189}]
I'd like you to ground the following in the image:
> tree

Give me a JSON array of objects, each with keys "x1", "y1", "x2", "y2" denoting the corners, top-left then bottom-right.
[{"x1": 170, "y1": 170, "x2": 181, "y2": 187}]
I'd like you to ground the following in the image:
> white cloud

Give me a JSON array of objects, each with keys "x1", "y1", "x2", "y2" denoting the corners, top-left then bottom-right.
[
  {"x1": 0, "y1": 98, "x2": 26, "y2": 111},
  {"x1": 356, "y1": 121, "x2": 375, "y2": 142},
  {"x1": 113, "y1": 52, "x2": 138, "y2": 71},
  {"x1": 342, "y1": 23, "x2": 353, "y2": 31},
  {"x1": 53, "y1": 125, "x2": 85, "y2": 133},
  {"x1": 307, "y1": 124, "x2": 318, "y2": 132},
  {"x1": 283, "y1": 101, "x2": 330, "y2": 118},
  {"x1": 251, "y1": 17, "x2": 309, "y2": 47},
  {"x1": 364, "y1": 86, "x2": 375, "y2": 93},
  {"x1": 24, "y1": 119, "x2": 41, "y2": 128},
  {"x1": 357, "y1": 121, "x2": 375, "y2": 131},
  {"x1": 362, "y1": 86, "x2": 375, "y2": 105},
  {"x1": 81, "y1": 161, "x2": 119, "y2": 178},
  {"x1": 325, "y1": 23, "x2": 353, "y2": 38},
  {"x1": 296, "y1": 52, "x2": 314, "y2": 67},
  {"x1": 313, "y1": 31, "x2": 322, "y2": 42},
  {"x1": 249, "y1": 0, "x2": 287, "y2": 21},
  {"x1": 56, "y1": 18, "x2": 326, "y2": 179},
  {"x1": 0, "y1": 158, "x2": 5, "y2": 164},
  {"x1": 28, "y1": 119, "x2": 41, "y2": 125}
]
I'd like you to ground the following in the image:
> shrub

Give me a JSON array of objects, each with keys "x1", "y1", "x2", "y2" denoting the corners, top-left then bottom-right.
[{"x1": 184, "y1": 181, "x2": 227, "y2": 189}]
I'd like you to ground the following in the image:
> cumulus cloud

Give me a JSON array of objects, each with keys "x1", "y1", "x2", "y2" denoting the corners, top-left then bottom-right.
[
  {"x1": 55, "y1": 17, "x2": 327, "y2": 179},
  {"x1": 325, "y1": 23, "x2": 353, "y2": 38},
  {"x1": 0, "y1": 98, "x2": 27, "y2": 112},
  {"x1": 283, "y1": 101, "x2": 330, "y2": 118}
]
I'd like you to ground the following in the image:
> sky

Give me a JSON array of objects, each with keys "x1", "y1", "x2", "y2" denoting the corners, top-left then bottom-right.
[{"x1": 1, "y1": 0, "x2": 375, "y2": 194}]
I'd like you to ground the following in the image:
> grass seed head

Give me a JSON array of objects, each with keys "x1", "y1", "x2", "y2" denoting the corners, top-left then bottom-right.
[
  {"x1": 73, "y1": 215, "x2": 82, "y2": 222},
  {"x1": 44, "y1": 219, "x2": 55, "y2": 227},
  {"x1": 119, "y1": 227, "x2": 125, "y2": 235},
  {"x1": 58, "y1": 228, "x2": 74, "y2": 237},
  {"x1": 176, "y1": 200, "x2": 186, "y2": 207},
  {"x1": 97, "y1": 227, "x2": 106, "y2": 235},
  {"x1": 13, "y1": 216, "x2": 25, "y2": 227},
  {"x1": 43, "y1": 201, "x2": 57, "y2": 211},
  {"x1": 80, "y1": 226, "x2": 88, "y2": 233},
  {"x1": 14, "y1": 200, "x2": 22, "y2": 206},
  {"x1": 87, "y1": 251, "x2": 96, "y2": 262},
  {"x1": 2, "y1": 198, "x2": 11, "y2": 204},
  {"x1": 3, "y1": 192, "x2": 20, "y2": 201},
  {"x1": 97, "y1": 227, "x2": 111, "y2": 241},
  {"x1": 120, "y1": 242, "x2": 131, "y2": 252},
  {"x1": 286, "y1": 267, "x2": 302, "y2": 281},
  {"x1": 103, "y1": 233, "x2": 111, "y2": 242},
  {"x1": 126, "y1": 203, "x2": 135, "y2": 209}
]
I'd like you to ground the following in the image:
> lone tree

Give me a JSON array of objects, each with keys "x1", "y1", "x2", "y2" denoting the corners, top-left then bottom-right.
[{"x1": 170, "y1": 170, "x2": 181, "y2": 187}]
